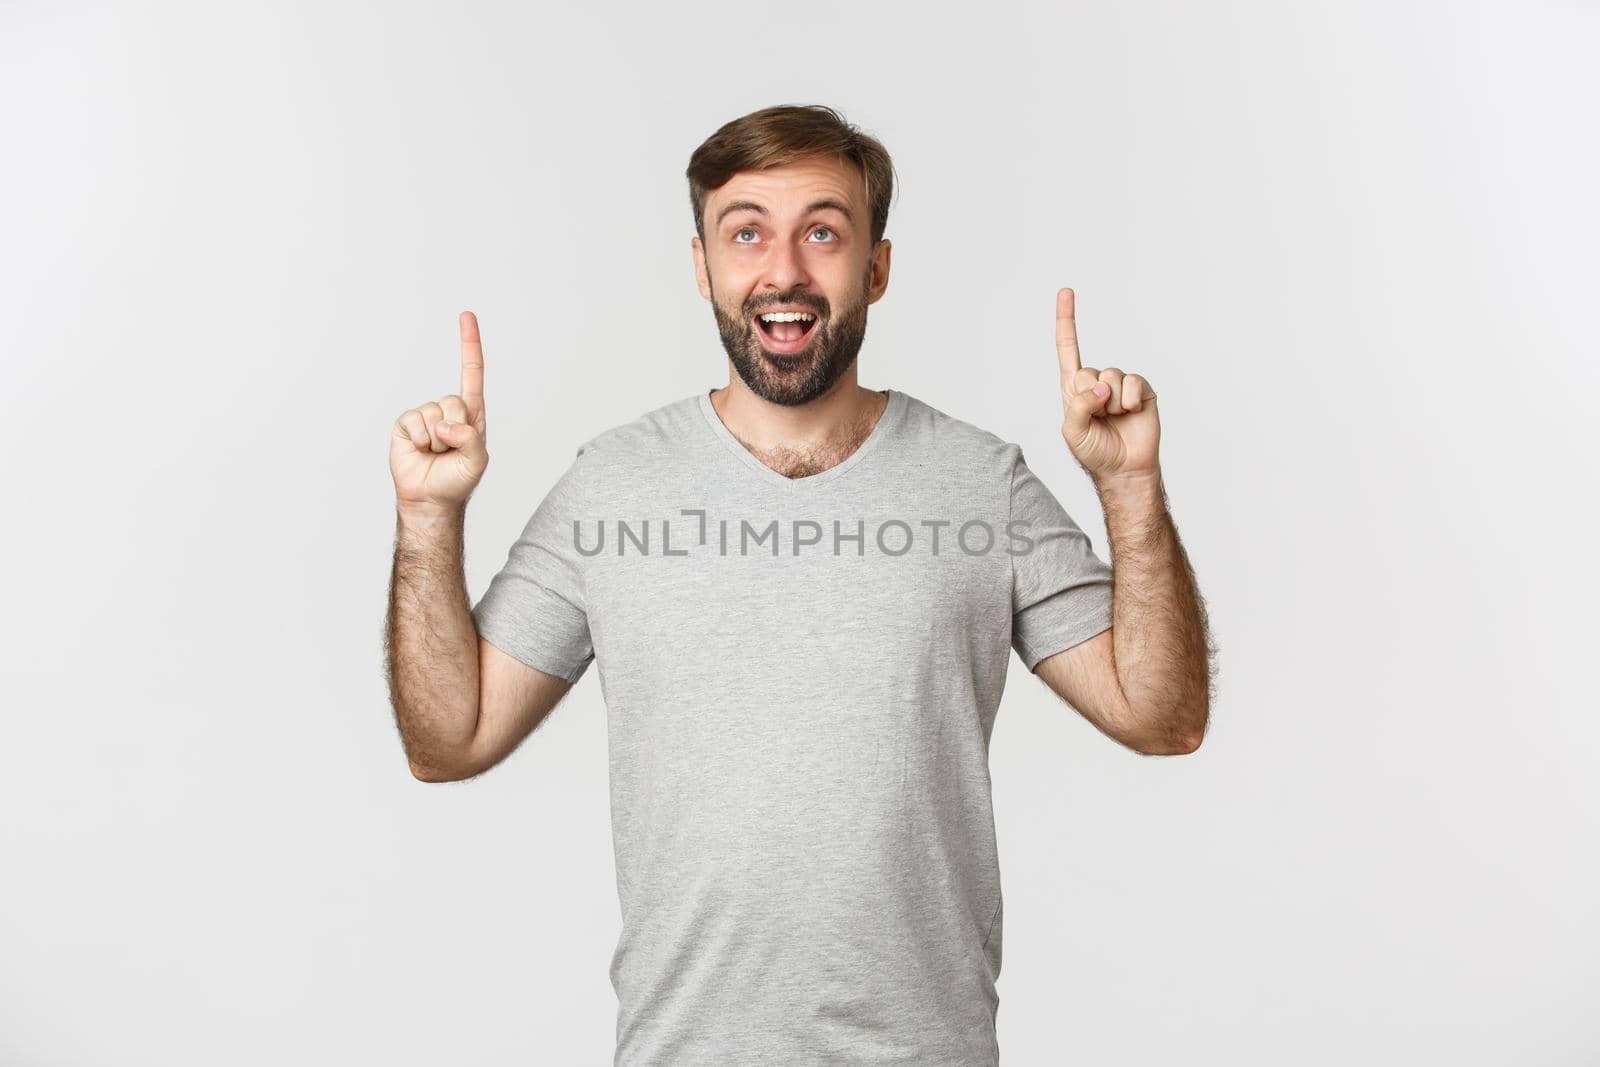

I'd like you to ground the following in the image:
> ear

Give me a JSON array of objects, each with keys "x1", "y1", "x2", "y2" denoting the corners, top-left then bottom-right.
[
  {"x1": 866, "y1": 238, "x2": 892, "y2": 305},
  {"x1": 691, "y1": 235, "x2": 711, "y2": 301}
]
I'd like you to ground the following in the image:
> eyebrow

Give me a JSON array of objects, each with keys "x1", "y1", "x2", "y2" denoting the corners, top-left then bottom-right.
[{"x1": 714, "y1": 197, "x2": 855, "y2": 228}]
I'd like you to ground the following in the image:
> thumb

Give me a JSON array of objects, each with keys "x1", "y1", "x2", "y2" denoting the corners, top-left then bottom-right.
[
  {"x1": 436, "y1": 419, "x2": 487, "y2": 464},
  {"x1": 1062, "y1": 381, "x2": 1110, "y2": 442}
]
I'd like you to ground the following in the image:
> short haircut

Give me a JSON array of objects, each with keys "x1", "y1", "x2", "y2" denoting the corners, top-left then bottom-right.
[{"x1": 686, "y1": 103, "x2": 898, "y2": 246}]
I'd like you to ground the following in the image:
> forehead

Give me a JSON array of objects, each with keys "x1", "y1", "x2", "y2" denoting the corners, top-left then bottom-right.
[{"x1": 706, "y1": 156, "x2": 865, "y2": 219}]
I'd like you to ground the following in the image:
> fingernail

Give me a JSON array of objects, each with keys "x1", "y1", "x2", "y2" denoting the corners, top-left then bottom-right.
[
  {"x1": 1093, "y1": 383, "x2": 1109, "y2": 399},
  {"x1": 438, "y1": 422, "x2": 450, "y2": 435}
]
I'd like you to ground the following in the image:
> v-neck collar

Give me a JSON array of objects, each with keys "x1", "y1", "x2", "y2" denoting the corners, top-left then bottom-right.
[{"x1": 696, "y1": 387, "x2": 907, "y2": 489}]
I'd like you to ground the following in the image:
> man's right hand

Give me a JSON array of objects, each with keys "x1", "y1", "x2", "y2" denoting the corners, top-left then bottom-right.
[{"x1": 390, "y1": 310, "x2": 491, "y2": 513}]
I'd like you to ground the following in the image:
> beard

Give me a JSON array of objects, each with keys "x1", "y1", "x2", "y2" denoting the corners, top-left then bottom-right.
[{"x1": 708, "y1": 266, "x2": 872, "y2": 407}]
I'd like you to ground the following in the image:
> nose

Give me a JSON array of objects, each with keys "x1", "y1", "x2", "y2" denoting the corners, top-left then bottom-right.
[{"x1": 760, "y1": 235, "x2": 811, "y2": 294}]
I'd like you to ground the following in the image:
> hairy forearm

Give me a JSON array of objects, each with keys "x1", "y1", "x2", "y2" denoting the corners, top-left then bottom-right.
[
  {"x1": 385, "y1": 504, "x2": 481, "y2": 775},
  {"x1": 1096, "y1": 471, "x2": 1215, "y2": 751}
]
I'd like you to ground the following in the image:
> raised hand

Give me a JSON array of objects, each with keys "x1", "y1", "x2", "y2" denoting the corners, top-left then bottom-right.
[
  {"x1": 1055, "y1": 288, "x2": 1161, "y2": 485},
  {"x1": 389, "y1": 310, "x2": 491, "y2": 513}
]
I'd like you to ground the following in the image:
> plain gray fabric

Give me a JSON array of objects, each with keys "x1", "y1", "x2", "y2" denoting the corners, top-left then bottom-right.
[{"x1": 471, "y1": 387, "x2": 1114, "y2": 1065}]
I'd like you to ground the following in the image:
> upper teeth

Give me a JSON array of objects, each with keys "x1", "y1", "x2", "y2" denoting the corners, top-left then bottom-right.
[{"x1": 759, "y1": 311, "x2": 816, "y2": 323}]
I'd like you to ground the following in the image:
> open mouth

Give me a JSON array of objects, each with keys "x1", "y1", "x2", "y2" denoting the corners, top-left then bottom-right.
[{"x1": 754, "y1": 312, "x2": 820, "y2": 355}]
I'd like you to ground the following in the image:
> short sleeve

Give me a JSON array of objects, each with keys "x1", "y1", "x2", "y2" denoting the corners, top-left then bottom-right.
[
  {"x1": 1008, "y1": 446, "x2": 1114, "y2": 670},
  {"x1": 470, "y1": 444, "x2": 597, "y2": 685}
]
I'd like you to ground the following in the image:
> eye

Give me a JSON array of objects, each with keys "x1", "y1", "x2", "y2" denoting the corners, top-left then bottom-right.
[
  {"x1": 733, "y1": 227, "x2": 758, "y2": 243},
  {"x1": 811, "y1": 226, "x2": 836, "y2": 242}
]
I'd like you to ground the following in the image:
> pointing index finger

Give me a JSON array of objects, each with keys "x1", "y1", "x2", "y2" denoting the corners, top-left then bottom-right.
[
  {"x1": 1055, "y1": 288, "x2": 1082, "y2": 394},
  {"x1": 459, "y1": 310, "x2": 484, "y2": 421}
]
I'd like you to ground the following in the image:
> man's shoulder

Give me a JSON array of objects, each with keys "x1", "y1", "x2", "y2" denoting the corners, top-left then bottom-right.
[
  {"x1": 891, "y1": 388, "x2": 1024, "y2": 470},
  {"x1": 569, "y1": 390, "x2": 706, "y2": 462},
  {"x1": 562, "y1": 386, "x2": 1029, "y2": 482}
]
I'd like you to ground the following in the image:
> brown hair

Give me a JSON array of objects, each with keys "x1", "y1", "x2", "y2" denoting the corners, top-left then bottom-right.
[{"x1": 686, "y1": 104, "x2": 898, "y2": 247}]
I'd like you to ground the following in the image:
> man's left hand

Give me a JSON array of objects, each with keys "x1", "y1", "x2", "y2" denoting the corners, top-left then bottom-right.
[{"x1": 1055, "y1": 287, "x2": 1161, "y2": 485}]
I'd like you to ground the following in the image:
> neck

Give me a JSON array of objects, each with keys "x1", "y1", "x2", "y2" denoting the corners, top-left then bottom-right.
[{"x1": 709, "y1": 368, "x2": 886, "y2": 456}]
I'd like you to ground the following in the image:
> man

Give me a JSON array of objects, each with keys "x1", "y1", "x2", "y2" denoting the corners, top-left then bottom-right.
[{"x1": 386, "y1": 104, "x2": 1214, "y2": 1065}]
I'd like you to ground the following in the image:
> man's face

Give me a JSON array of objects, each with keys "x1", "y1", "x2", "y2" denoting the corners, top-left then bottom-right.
[{"x1": 692, "y1": 156, "x2": 892, "y2": 406}]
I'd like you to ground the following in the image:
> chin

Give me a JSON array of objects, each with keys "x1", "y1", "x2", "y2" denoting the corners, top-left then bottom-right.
[{"x1": 760, "y1": 348, "x2": 813, "y2": 367}]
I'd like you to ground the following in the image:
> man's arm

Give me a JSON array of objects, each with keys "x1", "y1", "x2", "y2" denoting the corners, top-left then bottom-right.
[
  {"x1": 385, "y1": 310, "x2": 579, "y2": 782},
  {"x1": 1036, "y1": 286, "x2": 1216, "y2": 755},
  {"x1": 385, "y1": 502, "x2": 572, "y2": 782},
  {"x1": 1033, "y1": 470, "x2": 1215, "y2": 755}
]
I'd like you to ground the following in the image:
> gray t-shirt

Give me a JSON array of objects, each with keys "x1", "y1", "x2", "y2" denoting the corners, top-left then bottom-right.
[{"x1": 471, "y1": 386, "x2": 1114, "y2": 1065}]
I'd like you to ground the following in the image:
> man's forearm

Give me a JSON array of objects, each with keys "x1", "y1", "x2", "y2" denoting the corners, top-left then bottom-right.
[
  {"x1": 385, "y1": 504, "x2": 481, "y2": 775},
  {"x1": 1095, "y1": 470, "x2": 1214, "y2": 750}
]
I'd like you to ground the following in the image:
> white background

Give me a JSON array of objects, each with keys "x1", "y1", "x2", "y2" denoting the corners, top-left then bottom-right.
[{"x1": 3, "y1": 1, "x2": 1596, "y2": 1063}]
